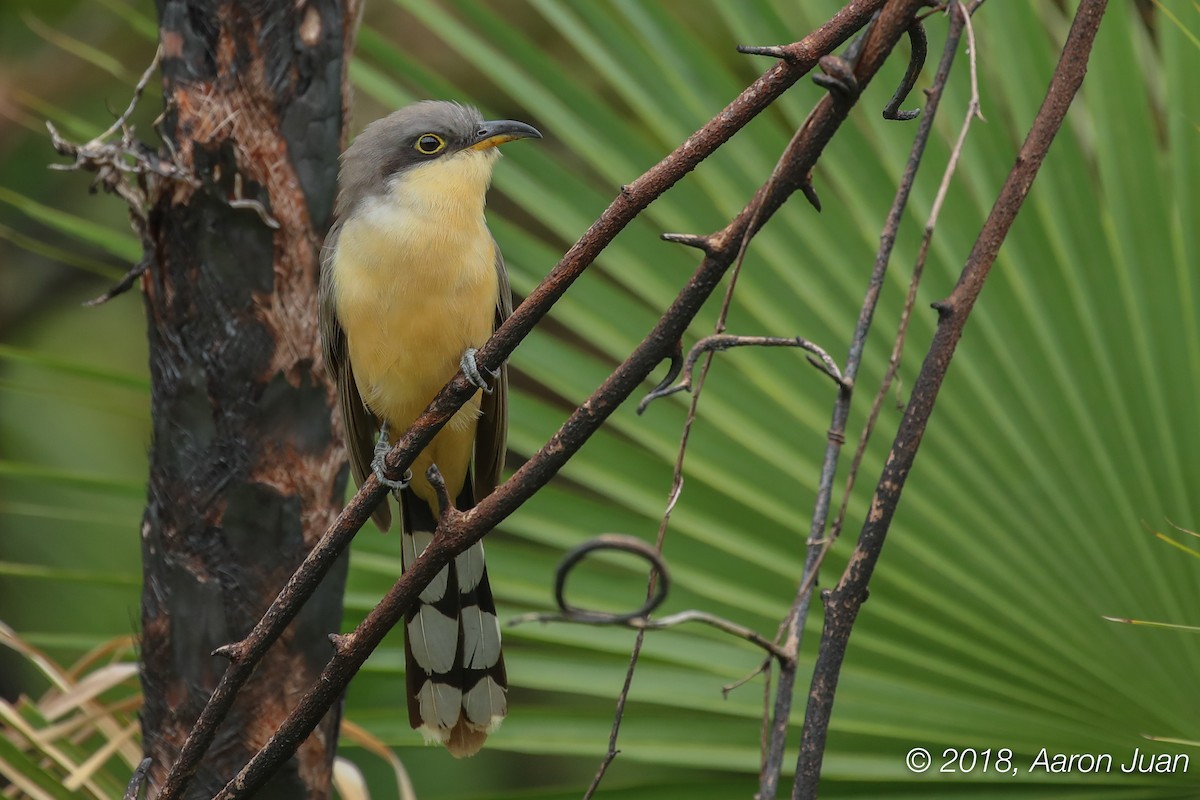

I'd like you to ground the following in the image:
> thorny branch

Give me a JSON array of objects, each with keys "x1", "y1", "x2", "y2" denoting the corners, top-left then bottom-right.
[
  {"x1": 794, "y1": 1, "x2": 1108, "y2": 797},
  {"x1": 744, "y1": 2, "x2": 970, "y2": 796},
  {"x1": 761, "y1": 13, "x2": 984, "y2": 795},
  {"x1": 142, "y1": 2, "x2": 893, "y2": 797},
  {"x1": 827, "y1": 0, "x2": 986, "y2": 568},
  {"x1": 541, "y1": 3, "x2": 933, "y2": 797}
]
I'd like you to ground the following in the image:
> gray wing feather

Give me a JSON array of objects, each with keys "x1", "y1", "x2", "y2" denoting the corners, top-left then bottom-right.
[{"x1": 319, "y1": 222, "x2": 392, "y2": 530}]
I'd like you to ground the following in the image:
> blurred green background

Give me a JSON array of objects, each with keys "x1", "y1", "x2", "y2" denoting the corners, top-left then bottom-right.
[{"x1": 2, "y1": 1, "x2": 1199, "y2": 798}]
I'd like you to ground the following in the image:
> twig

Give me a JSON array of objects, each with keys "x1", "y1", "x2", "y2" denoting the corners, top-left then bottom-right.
[
  {"x1": 757, "y1": 3, "x2": 975, "y2": 796},
  {"x1": 123, "y1": 757, "x2": 152, "y2": 800},
  {"x1": 153, "y1": 4, "x2": 893, "y2": 798},
  {"x1": 508, "y1": 535, "x2": 791, "y2": 662},
  {"x1": 83, "y1": 255, "x2": 152, "y2": 308},
  {"x1": 636, "y1": 612, "x2": 791, "y2": 662},
  {"x1": 826, "y1": 0, "x2": 987, "y2": 558},
  {"x1": 95, "y1": 46, "x2": 162, "y2": 145},
  {"x1": 581, "y1": 628, "x2": 644, "y2": 799},
  {"x1": 45, "y1": 47, "x2": 185, "y2": 308},
  {"x1": 585, "y1": 281, "x2": 703, "y2": 796},
  {"x1": 793, "y1": 2, "x2": 1108, "y2": 797},
  {"x1": 723, "y1": 656, "x2": 772, "y2": 697},
  {"x1": 639, "y1": 334, "x2": 843, "y2": 410},
  {"x1": 552, "y1": 534, "x2": 671, "y2": 624}
]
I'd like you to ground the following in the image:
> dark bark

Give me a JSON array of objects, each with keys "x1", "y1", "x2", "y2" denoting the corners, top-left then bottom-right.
[{"x1": 139, "y1": 1, "x2": 354, "y2": 797}]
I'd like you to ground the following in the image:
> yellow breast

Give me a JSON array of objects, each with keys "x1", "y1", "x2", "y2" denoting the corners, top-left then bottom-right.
[{"x1": 330, "y1": 151, "x2": 501, "y2": 499}]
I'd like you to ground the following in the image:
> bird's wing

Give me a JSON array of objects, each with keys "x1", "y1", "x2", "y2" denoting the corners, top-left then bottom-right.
[
  {"x1": 319, "y1": 222, "x2": 391, "y2": 530},
  {"x1": 473, "y1": 243, "x2": 512, "y2": 500}
]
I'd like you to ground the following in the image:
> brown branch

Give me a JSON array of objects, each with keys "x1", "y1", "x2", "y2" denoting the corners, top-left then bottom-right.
[
  {"x1": 793, "y1": 1, "x2": 1109, "y2": 797},
  {"x1": 83, "y1": 254, "x2": 152, "y2": 308},
  {"x1": 152, "y1": 3, "x2": 891, "y2": 798}
]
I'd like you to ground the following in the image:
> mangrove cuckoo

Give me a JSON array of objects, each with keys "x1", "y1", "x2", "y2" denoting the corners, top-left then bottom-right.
[{"x1": 319, "y1": 101, "x2": 540, "y2": 756}]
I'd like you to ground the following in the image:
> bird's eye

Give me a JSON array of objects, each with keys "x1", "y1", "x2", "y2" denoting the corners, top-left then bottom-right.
[{"x1": 415, "y1": 133, "x2": 446, "y2": 155}]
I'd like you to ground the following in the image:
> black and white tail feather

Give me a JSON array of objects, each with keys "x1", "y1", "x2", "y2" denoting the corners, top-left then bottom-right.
[{"x1": 400, "y1": 483, "x2": 507, "y2": 757}]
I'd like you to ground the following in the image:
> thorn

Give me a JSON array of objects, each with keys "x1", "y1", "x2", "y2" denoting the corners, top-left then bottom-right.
[
  {"x1": 801, "y1": 182, "x2": 822, "y2": 212},
  {"x1": 883, "y1": 107, "x2": 921, "y2": 122},
  {"x1": 636, "y1": 340, "x2": 686, "y2": 414},
  {"x1": 660, "y1": 232, "x2": 712, "y2": 252},
  {"x1": 328, "y1": 632, "x2": 355, "y2": 654},
  {"x1": 882, "y1": 21, "x2": 927, "y2": 121},
  {"x1": 123, "y1": 757, "x2": 153, "y2": 800},
  {"x1": 426, "y1": 464, "x2": 453, "y2": 518},
  {"x1": 736, "y1": 44, "x2": 790, "y2": 61},
  {"x1": 212, "y1": 642, "x2": 242, "y2": 661},
  {"x1": 812, "y1": 54, "x2": 859, "y2": 99}
]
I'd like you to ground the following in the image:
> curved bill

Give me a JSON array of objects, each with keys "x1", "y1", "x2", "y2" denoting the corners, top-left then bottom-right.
[{"x1": 469, "y1": 119, "x2": 542, "y2": 151}]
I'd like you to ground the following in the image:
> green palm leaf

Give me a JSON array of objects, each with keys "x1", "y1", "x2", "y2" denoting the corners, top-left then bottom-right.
[{"x1": 2, "y1": 2, "x2": 1197, "y2": 798}]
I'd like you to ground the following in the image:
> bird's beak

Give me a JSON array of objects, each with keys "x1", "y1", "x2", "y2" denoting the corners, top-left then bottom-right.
[{"x1": 468, "y1": 119, "x2": 542, "y2": 151}]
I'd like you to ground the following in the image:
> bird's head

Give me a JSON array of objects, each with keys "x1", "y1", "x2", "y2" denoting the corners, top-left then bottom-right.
[{"x1": 337, "y1": 101, "x2": 541, "y2": 218}]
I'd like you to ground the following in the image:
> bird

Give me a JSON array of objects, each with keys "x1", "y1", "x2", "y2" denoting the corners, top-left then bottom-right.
[{"x1": 318, "y1": 100, "x2": 540, "y2": 757}]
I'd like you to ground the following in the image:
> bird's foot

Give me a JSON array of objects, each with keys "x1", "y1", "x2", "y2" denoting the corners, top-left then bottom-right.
[
  {"x1": 460, "y1": 347, "x2": 499, "y2": 394},
  {"x1": 371, "y1": 424, "x2": 411, "y2": 493}
]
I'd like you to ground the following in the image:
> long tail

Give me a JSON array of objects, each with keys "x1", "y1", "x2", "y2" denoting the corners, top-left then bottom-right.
[{"x1": 400, "y1": 485, "x2": 507, "y2": 757}]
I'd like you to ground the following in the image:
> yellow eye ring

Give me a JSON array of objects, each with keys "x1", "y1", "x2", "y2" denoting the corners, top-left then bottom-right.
[{"x1": 414, "y1": 133, "x2": 446, "y2": 155}]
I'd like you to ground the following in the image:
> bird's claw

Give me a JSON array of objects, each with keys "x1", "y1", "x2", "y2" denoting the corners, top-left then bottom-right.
[
  {"x1": 372, "y1": 456, "x2": 411, "y2": 493},
  {"x1": 460, "y1": 347, "x2": 499, "y2": 394},
  {"x1": 371, "y1": 424, "x2": 410, "y2": 493}
]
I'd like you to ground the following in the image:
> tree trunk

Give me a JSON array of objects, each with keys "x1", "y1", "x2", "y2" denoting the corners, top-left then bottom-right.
[{"x1": 139, "y1": 1, "x2": 356, "y2": 796}]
